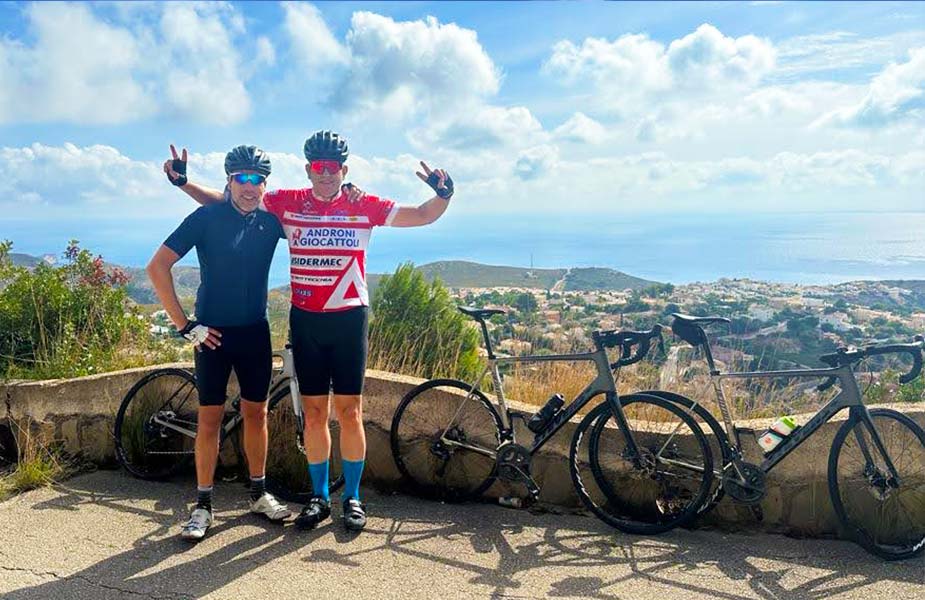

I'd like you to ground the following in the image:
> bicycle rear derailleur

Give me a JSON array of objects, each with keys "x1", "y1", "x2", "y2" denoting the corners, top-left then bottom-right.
[{"x1": 495, "y1": 442, "x2": 540, "y2": 501}]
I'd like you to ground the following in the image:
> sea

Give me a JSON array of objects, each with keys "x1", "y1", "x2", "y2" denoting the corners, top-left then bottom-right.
[{"x1": 4, "y1": 211, "x2": 923, "y2": 287}]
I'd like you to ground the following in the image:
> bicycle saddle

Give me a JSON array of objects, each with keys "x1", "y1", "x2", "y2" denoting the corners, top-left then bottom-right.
[
  {"x1": 458, "y1": 306, "x2": 506, "y2": 320},
  {"x1": 670, "y1": 313, "x2": 731, "y2": 326}
]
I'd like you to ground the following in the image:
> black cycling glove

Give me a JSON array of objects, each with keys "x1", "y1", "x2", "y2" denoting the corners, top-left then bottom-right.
[
  {"x1": 168, "y1": 157, "x2": 188, "y2": 187},
  {"x1": 425, "y1": 171, "x2": 454, "y2": 200}
]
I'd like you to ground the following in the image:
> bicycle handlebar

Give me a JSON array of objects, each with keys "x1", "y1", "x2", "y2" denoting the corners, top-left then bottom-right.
[
  {"x1": 816, "y1": 337, "x2": 925, "y2": 391},
  {"x1": 593, "y1": 324, "x2": 664, "y2": 369}
]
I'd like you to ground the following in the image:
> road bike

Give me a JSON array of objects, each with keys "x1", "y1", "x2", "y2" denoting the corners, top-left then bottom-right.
[
  {"x1": 114, "y1": 344, "x2": 344, "y2": 496},
  {"x1": 390, "y1": 306, "x2": 713, "y2": 534},
  {"x1": 607, "y1": 313, "x2": 925, "y2": 559}
]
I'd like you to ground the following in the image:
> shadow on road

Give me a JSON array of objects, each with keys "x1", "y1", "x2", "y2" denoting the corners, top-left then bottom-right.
[{"x1": 5, "y1": 470, "x2": 921, "y2": 600}]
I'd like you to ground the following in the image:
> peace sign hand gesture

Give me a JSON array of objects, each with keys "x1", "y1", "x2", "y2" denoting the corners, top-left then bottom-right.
[
  {"x1": 163, "y1": 144, "x2": 189, "y2": 187},
  {"x1": 416, "y1": 161, "x2": 454, "y2": 199}
]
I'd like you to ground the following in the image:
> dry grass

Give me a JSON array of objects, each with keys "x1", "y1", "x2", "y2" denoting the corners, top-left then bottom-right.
[
  {"x1": 0, "y1": 418, "x2": 73, "y2": 501},
  {"x1": 501, "y1": 358, "x2": 663, "y2": 416}
]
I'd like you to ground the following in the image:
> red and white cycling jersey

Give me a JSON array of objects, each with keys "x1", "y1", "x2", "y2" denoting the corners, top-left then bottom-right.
[{"x1": 262, "y1": 188, "x2": 397, "y2": 312}]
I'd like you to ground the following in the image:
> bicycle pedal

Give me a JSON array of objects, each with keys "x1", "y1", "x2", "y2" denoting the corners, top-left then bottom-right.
[{"x1": 750, "y1": 504, "x2": 764, "y2": 522}]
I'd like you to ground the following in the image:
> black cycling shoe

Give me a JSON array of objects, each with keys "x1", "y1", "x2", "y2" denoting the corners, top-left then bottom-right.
[
  {"x1": 295, "y1": 496, "x2": 331, "y2": 530},
  {"x1": 342, "y1": 497, "x2": 367, "y2": 532}
]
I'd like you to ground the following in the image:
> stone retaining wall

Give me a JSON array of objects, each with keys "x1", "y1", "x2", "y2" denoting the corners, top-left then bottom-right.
[{"x1": 2, "y1": 366, "x2": 922, "y2": 538}]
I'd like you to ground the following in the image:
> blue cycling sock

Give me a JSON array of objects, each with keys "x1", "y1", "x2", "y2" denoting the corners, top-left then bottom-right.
[
  {"x1": 341, "y1": 459, "x2": 365, "y2": 502},
  {"x1": 308, "y1": 461, "x2": 330, "y2": 501}
]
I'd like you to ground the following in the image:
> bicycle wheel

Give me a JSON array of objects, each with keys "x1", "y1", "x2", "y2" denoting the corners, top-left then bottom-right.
[
  {"x1": 264, "y1": 386, "x2": 344, "y2": 501},
  {"x1": 114, "y1": 368, "x2": 198, "y2": 480},
  {"x1": 828, "y1": 408, "x2": 925, "y2": 560},
  {"x1": 636, "y1": 389, "x2": 731, "y2": 514},
  {"x1": 391, "y1": 378, "x2": 503, "y2": 501},
  {"x1": 571, "y1": 394, "x2": 713, "y2": 535}
]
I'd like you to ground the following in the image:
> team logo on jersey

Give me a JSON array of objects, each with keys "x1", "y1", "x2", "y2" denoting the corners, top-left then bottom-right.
[
  {"x1": 290, "y1": 227, "x2": 360, "y2": 248},
  {"x1": 290, "y1": 255, "x2": 350, "y2": 270},
  {"x1": 323, "y1": 258, "x2": 367, "y2": 310},
  {"x1": 292, "y1": 273, "x2": 337, "y2": 286}
]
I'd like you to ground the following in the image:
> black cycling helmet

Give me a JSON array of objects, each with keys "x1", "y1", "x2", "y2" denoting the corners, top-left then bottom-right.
[
  {"x1": 224, "y1": 145, "x2": 272, "y2": 176},
  {"x1": 303, "y1": 130, "x2": 349, "y2": 162}
]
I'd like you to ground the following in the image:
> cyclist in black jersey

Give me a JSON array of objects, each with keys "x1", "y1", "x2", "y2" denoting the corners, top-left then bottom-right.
[{"x1": 147, "y1": 145, "x2": 292, "y2": 541}]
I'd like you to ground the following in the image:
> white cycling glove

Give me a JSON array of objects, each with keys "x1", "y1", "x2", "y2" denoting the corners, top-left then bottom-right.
[{"x1": 177, "y1": 320, "x2": 210, "y2": 345}]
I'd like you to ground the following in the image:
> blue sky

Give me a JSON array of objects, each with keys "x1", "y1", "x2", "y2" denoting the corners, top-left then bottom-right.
[{"x1": 1, "y1": 1, "x2": 923, "y2": 230}]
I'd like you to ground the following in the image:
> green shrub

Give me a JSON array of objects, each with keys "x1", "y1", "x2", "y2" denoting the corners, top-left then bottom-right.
[
  {"x1": 368, "y1": 263, "x2": 482, "y2": 381},
  {"x1": 0, "y1": 240, "x2": 177, "y2": 379}
]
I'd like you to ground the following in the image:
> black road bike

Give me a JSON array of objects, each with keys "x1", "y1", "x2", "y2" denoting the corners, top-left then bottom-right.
[
  {"x1": 614, "y1": 314, "x2": 925, "y2": 560},
  {"x1": 114, "y1": 345, "x2": 344, "y2": 496},
  {"x1": 390, "y1": 306, "x2": 713, "y2": 534}
]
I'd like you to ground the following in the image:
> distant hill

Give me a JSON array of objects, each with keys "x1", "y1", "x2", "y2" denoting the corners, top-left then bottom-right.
[
  {"x1": 4, "y1": 252, "x2": 201, "y2": 305},
  {"x1": 10, "y1": 253, "x2": 51, "y2": 269},
  {"x1": 562, "y1": 267, "x2": 657, "y2": 291},
  {"x1": 884, "y1": 280, "x2": 925, "y2": 294},
  {"x1": 121, "y1": 265, "x2": 201, "y2": 305},
  {"x1": 4, "y1": 252, "x2": 673, "y2": 301},
  {"x1": 411, "y1": 261, "x2": 566, "y2": 289},
  {"x1": 832, "y1": 280, "x2": 925, "y2": 312},
  {"x1": 363, "y1": 261, "x2": 658, "y2": 298}
]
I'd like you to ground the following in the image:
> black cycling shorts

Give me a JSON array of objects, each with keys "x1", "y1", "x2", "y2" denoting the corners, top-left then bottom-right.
[
  {"x1": 290, "y1": 306, "x2": 368, "y2": 396},
  {"x1": 194, "y1": 320, "x2": 272, "y2": 406}
]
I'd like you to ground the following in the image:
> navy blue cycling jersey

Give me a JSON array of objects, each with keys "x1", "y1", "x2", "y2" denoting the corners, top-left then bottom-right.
[{"x1": 164, "y1": 201, "x2": 284, "y2": 327}]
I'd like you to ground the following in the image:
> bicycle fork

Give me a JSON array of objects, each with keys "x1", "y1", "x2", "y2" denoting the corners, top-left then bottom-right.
[{"x1": 852, "y1": 408, "x2": 902, "y2": 498}]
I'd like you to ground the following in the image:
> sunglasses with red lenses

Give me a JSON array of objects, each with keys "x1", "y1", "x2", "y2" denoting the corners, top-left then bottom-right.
[
  {"x1": 230, "y1": 173, "x2": 267, "y2": 185},
  {"x1": 309, "y1": 160, "x2": 343, "y2": 174}
]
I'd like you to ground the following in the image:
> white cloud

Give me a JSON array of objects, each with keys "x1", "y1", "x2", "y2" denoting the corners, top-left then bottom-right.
[
  {"x1": 0, "y1": 2, "x2": 257, "y2": 126},
  {"x1": 742, "y1": 86, "x2": 814, "y2": 117},
  {"x1": 331, "y1": 12, "x2": 501, "y2": 120},
  {"x1": 815, "y1": 48, "x2": 925, "y2": 128},
  {"x1": 0, "y1": 2, "x2": 153, "y2": 124},
  {"x1": 776, "y1": 30, "x2": 925, "y2": 78},
  {"x1": 514, "y1": 145, "x2": 559, "y2": 181},
  {"x1": 282, "y1": 1, "x2": 348, "y2": 71},
  {"x1": 0, "y1": 143, "x2": 165, "y2": 213},
  {"x1": 554, "y1": 112, "x2": 607, "y2": 144},
  {"x1": 544, "y1": 24, "x2": 776, "y2": 113},
  {"x1": 411, "y1": 105, "x2": 546, "y2": 151},
  {"x1": 3, "y1": 143, "x2": 924, "y2": 221},
  {"x1": 256, "y1": 37, "x2": 276, "y2": 67},
  {"x1": 666, "y1": 25, "x2": 776, "y2": 88},
  {"x1": 160, "y1": 4, "x2": 252, "y2": 124}
]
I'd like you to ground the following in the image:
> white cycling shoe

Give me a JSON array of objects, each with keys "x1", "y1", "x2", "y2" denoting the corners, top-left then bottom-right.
[
  {"x1": 181, "y1": 507, "x2": 213, "y2": 541},
  {"x1": 250, "y1": 492, "x2": 292, "y2": 521}
]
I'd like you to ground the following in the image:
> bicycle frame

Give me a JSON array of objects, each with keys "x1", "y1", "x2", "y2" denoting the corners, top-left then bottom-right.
[
  {"x1": 445, "y1": 346, "x2": 642, "y2": 460},
  {"x1": 149, "y1": 347, "x2": 303, "y2": 445},
  {"x1": 712, "y1": 365, "x2": 901, "y2": 480}
]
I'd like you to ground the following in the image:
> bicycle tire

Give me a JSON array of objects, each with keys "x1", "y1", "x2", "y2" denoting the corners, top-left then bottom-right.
[
  {"x1": 635, "y1": 390, "x2": 732, "y2": 514},
  {"x1": 571, "y1": 394, "x2": 713, "y2": 535},
  {"x1": 828, "y1": 408, "x2": 925, "y2": 560},
  {"x1": 114, "y1": 368, "x2": 198, "y2": 480},
  {"x1": 390, "y1": 378, "x2": 503, "y2": 501}
]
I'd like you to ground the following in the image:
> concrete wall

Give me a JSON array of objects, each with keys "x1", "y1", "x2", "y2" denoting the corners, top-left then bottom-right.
[{"x1": 2, "y1": 366, "x2": 922, "y2": 538}]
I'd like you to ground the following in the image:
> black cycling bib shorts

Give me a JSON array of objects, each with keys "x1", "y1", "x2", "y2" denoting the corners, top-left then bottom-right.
[{"x1": 289, "y1": 306, "x2": 368, "y2": 396}]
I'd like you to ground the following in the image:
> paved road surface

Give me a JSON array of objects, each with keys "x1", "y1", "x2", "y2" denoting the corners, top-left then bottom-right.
[{"x1": 1, "y1": 471, "x2": 922, "y2": 599}]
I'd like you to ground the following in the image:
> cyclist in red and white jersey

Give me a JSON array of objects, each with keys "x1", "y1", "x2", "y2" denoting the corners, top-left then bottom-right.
[{"x1": 164, "y1": 131, "x2": 454, "y2": 531}]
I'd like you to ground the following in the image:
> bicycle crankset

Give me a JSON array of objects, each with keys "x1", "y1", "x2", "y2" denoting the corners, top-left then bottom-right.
[
  {"x1": 496, "y1": 442, "x2": 532, "y2": 481},
  {"x1": 722, "y1": 461, "x2": 767, "y2": 504}
]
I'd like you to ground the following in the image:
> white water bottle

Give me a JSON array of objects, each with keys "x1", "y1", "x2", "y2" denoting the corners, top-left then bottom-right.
[{"x1": 757, "y1": 416, "x2": 797, "y2": 454}]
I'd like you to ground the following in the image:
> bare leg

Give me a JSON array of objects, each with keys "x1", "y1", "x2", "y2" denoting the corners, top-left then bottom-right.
[
  {"x1": 240, "y1": 398, "x2": 268, "y2": 477},
  {"x1": 301, "y1": 394, "x2": 331, "y2": 463},
  {"x1": 333, "y1": 394, "x2": 365, "y2": 461},
  {"x1": 194, "y1": 405, "x2": 225, "y2": 487}
]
